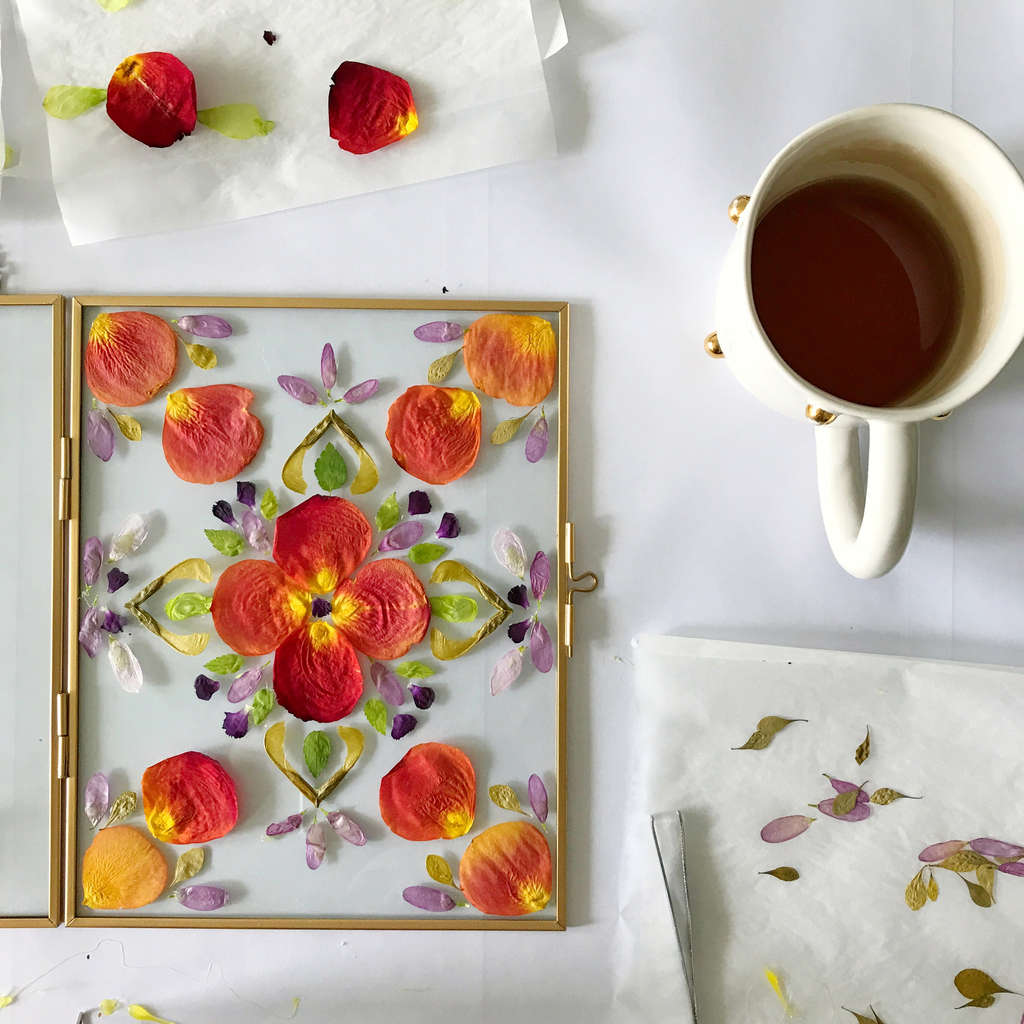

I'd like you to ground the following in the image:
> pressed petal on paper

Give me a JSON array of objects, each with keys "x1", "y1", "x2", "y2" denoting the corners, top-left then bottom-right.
[
  {"x1": 408, "y1": 491, "x2": 431, "y2": 516},
  {"x1": 278, "y1": 375, "x2": 320, "y2": 405},
  {"x1": 409, "y1": 543, "x2": 446, "y2": 564},
  {"x1": 436, "y1": 512, "x2": 460, "y2": 539},
  {"x1": 326, "y1": 811, "x2": 366, "y2": 846},
  {"x1": 88, "y1": 409, "x2": 115, "y2": 461},
  {"x1": 403, "y1": 885, "x2": 456, "y2": 912},
  {"x1": 163, "y1": 385, "x2": 264, "y2": 484},
  {"x1": 177, "y1": 884, "x2": 229, "y2": 911},
  {"x1": 529, "y1": 620, "x2": 554, "y2": 673},
  {"x1": 855, "y1": 727, "x2": 871, "y2": 765},
  {"x1": 311, "y1": 596, "x2": 331, "y2": 618},
  {"x1": 733, "y1": 717, "x2": 808, "y2": 751},
  {"x1": 414, "y1": 322, "x2": 463, "y2": 343},
  {"x1": 386, "y1": 386, "x2": 482, "y2": 485},
  {"x1": 83, "y1": 536, "x2": 104, "y2": 587},
  {"x1": 493, "y1": 529, "x2": 527, "y2": 579},
  {"x1": 164, "y1": 592, "x2": 212, "y2": 621},
  {"x1": 379, "y1": 742, "x2": 476, "y2": 841},
  {"x1": 266, "y1": 814, "x2": 303, "y2": 836},
  {"x1": 273, "y1": 494, "x2": 371, "y2": 592},
  {"x1": 108, "y1": 513, "x2": 149, "y2": 561},
  {"x1": 212, "y1": 501, "x2": 236, "y2": 525},
  {"x1": 79, "y1": 605, "x2": 105, "y2": 658},
  {"x1": 241, "y1": 510, "x2": 271, "y2": 553},
  {"x1": 86, "y1": 312, "x2": 177, "y2": 407},
  {"x1": 127, "y1": 1007, "x2": 175, "y2": 1024},
  {"x1": 409, "y1": 684, "x2": 435, "y2": 710},
  {"x1": 170, "y1": 848, "x2": 205, "y2": 888},
  {"x1": 430, "y1": 595, "x2": 478, "y2": 623},
  {"x1": 490, "y1": 646, "x2": 524, "y2": 696},
  {"x1": 426, "y1": 854, "x2": 454, "y2": 887},
  {"x1": 997, "y1": 862, "x2": 1024, "y2": 877},
  {"x1": 142, "y1": 751, "x2": 239, "y2": 844},
  {"x1": 817, "y1": 796, "x2": 871, "y2": 822},
  {"x1": 528, "y1": 774, "x2": 548, "y2": 823},
  {"x1": 918, "y1": 840, "x2": 967, "y2": 863},
  {"x1": 210, "y1": 559, "x2": 308, "y2": 656},
  {"x1": 84, "y1": 772, "x2": 110, "y2": 828},
  {"x1": 206, "y1": 529, "x2": 244, "y2": 557},
  {"x1": 459, "y1": 821, "x2": 552, "y2": 916},
  {"x1": 508, "y1": 585, "x2": 529, "y2": 610},
  {"x1": 342, "y1": 379, "x2": 379, "y2": 404},
  {"x1": 464, "y1": 314, "x2": 557, "y2": 407},
  {"x1": 108, "y1": 637, "x2": 143, "y2": 693},
  {"x1": 185, "y1": 342, "x2": 217, "y2": 369},
  {"x1": 259, "y1": 488, "x2": 278, "y2": 519},
  {"x1": 197, "y1": 104, "x2": 274, "y2": 139},
  {"x1": 364, "y1": 697, "x2": 388, "y2": 735},
  {"x1": 525, "y1": 411, "x2": 549, "y2": 463},
  {"x1": 106, "y1": 52, "x2": 197, "y2": 148},
  {"x1": 320, "y1": 344, "x2": 337, "y2": 391},
  {"x1": 530, "y1": 551, "x2": 550, "y2": 602},
  {"x1": 427, "y1": 349, "x2": 460, "y2": 384},
  {"x1": 491, "y1": 410, "x2": 533, "y2": 445},
  {"x1": 236, "y1": 481, "x2": 256, "y2": 508},
  {"x1": 251, "y1": 688, "x2": 274, "y2": 725},
  {"x1": 955, "y1": 969, "x2": 1013, "y2": 1002},
  {"x1": 274, "y1": 620, "x2": 364, "y2": 723},
  {"x1": 971, "y1": 838, "x2": 1024, "y2": 859},
  {"x1": 43, "y1": 85, "x2": 107, "y2": 119},
  {"x1": 869, "y1": 787, "x2": 919, "y2": 805},
  {"x1": 371, "y1": 662, "x2": 406, "y2": 707},
  {"x1": 760, "y1": 815, "x2": 815, "y2": 843},
  {"x1": 328, "y1": 61, "x2": 418, "y2": 154},
  {"x1": 205, "y1": 653, "x2": 243, "y2": 674},
  {"x1": 489, "y1": 784, "x2": 525, "y2": 815},
  {"x1": 109, "y1": 410, "x2": 142, "y2": 441},
  {"x1": 101, "y1": 610, "x2": 123, "y2": 634},
  {"x1": 379, "y1": 521, "x2": 424, "y2": 551},
  {"x1": 396, "y1": 661, "x2": 434, "y2": 679},
  {"x1": 507, "y1": 619, "x2": 530, "y2": 643},
  {"x1": 227, "y1": 664, "x2": 265, "y2": 703},
  {"x1": 82, "y1": 825, "x2": 168, "y2": 910},
  {"x1": 375, "y1": 492, "x2": 401, "y2": 532},
  {"x1": 105, "y1": 790, "x2": 137, "y2": 827},
  {"x1": 176, "y1": 315, "x2": 232, "y2": 340},
  {"x1": 306, "y1": 822, "x2": 327, "y2": 869},
  {"x1": 391, "y1": 713, "x2": 417, "y2": 739},
  {"x1": 194, "y1": 674, "x2": 219, "y2": 700}
]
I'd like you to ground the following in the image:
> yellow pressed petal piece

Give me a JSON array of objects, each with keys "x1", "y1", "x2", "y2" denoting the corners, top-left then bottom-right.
[
  {"x1": 428, "y1": 559, "x2": 511, "y2": 661},
  {"x1": 184, "y1": 342, "x2": 217, "y2": 369},
  {"x1": 109, "y1": 410, "x2": 142, "y2": 441},
  {"x1": 128, "y1": 1006, "x2": 175, "y2": 1024},
  {"x1": 426, "y1": 854, "x2": 454, "y2": 887}
]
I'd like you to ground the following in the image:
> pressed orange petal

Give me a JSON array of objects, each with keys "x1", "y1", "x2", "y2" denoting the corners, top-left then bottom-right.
[
  {"x1": 463, "y1": 314, "x2": 557, "y2": 407},
  {"x1": 272, "y1": 494, "x2": 372, "y2": 593},
  {"x1": 332, "y1": 558, "x2": 430, "y2": 660},
  {"x1": 328, "y1": 61, "x2": 418, "y2": 155},
  {"x1": 459, "y1": 820, "x2": 552, "y2": 916},
  {"x1": 142, "y1": 751, "x2": 239, "y2": 845},
  {"x1": 211, "y1": 559, "x2": 308, "y2": 656},
  {"x1": 385, "y1": 385, "x2": 481, "y2": 485},
  {"x1": 379, "y1": 742, "x2": 475, "y2": 841},
  {"x1": 85, "y1": 311, "x2": 178, "y2": 407},
  {"x1": 162, "y1": 384, "x2": 264, "y2": 484},
  {"x1": 273, "y1": 620, "x2": 364, "y2": 723},
  {"x1": 81, "y1": 825, "x2": 168, "y2": 910}
]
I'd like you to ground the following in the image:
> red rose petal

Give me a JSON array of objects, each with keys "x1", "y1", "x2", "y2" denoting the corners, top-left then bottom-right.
[
  {"x1": 86, "y1": 311, "x2": 178, "y2": 407},
  {"x1": 328, "y1": 61, "x2": 418, "y2": 155},
  {"x1": 211, "y1": 559, "x2": 308, "y2": 656},
  {"x1": 107, "y1": 51, "x2": 197, "y2": 148},
  {"x1": 273, "y1": 620, "x2": 364, "y2": 723},
  {"x1": 459, "y1": 820, "x2": 552, "y2": 916},
  {"x1": 379, "y1": 742, "x2": 476, "y2": 841},
  {"x1": 464, "y1": 314, "x2": 557, "y2": 407},
  {"x1": 142, "y1": 751, "x2": 238, "y2": 845}
]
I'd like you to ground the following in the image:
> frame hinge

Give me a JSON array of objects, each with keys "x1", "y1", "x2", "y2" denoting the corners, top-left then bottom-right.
[
  {"x1": 562, "y1": 521, "x2": 599, "y2": 659},
  {"x1": 56, "y1": 734, "x2": 69, "y2": 781},
  {"x1": 55, "y1": 692, "x2": 69, "y2": 780},
  {"x1": 57, "y1": 436, "x2": 72, "y2": 521}
]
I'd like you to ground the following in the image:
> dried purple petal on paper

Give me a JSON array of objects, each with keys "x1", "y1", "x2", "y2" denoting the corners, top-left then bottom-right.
[
  {"x1": 177, "y1": 884, "x2": 230, "y2": 911},
  {"x1": 326, "y1": 810, "x2": 367, "y2": 846},
  {"x1": 370, "y1": 662, "x2": 406, "y2": 707},
  {"x1": 84, "y1": 771, "x2": 110, "y2": 828},
  {"x1": 760, "y1": 815, "x2": 815, "y2": 843},
  {"x1": 222, "y1": 710, "x2": 249, "y2": 738},
  {"x1": 175, "y1": 315, "x2": 232, "y2": 339},
  {"x1": 508, "y1": 585, "x2": 529, "y2": 609},
  {"x1": 492, "y1": 529, "x2": 527, "y2": 579},
  {"x1": 241, "y1": 510, "x2": 271, "y2": 553},
  {"x1": 194, "y1": 674, "x2": 220, "y2": 700},
  {"x1": 306, "y1": 822, "x2": 326, "y2": 869},
  {"x1": 83, "y1": 536, "x2": 104, "y2": 587},
  {"x1": 436, "y1": 512, "x2": 460, "y2": 539},
  {"x1": 236, "y1": 481, "x2": 257, "y2": 508},
  {"x1": 107, "y1": 567, "x2": 129, "y2": 593},
  {"x1": 266, "y1": 814, "x2": 303, "y2": 836},
  {"x1": 530, "y1": 620, "x2": 554, "y2": 673},
  {"x1": 528, "y1": 773, "x2": 548, "y2": 824},
  {"x1": 391, "y1": 713, "x2": 417, "y2": 739},
  {"x1": 108, "y1": 513, "x2": 148, "y2": 562},
  {"x1": 342, "y1": 379, "x2": 379, "y2": 404},
  {"x1": 817, "y1": 796, "x2": 871, "y2": 822},
  {"x1": 87, "y1": 409, "x2": 115, "y2": 462},
  {"x1": 311, "y1": 596, "x2": 331, "y2": 618},
  {"x1": 101, "y1": 609, "x2": 123, "y2": 634},
  {"x1": 79, "y1": 605, "x2": 104, "y2": 658},
  {"x1": 970, "y1": 838, "x2": 1024, "y2": 859},
  {"x1": 525, "y1": 411, "x2": 549, "y2": 463},
  {"x1": 212, "y1": 500, "x2": 236, "y2": 526},
  {"x1": 403, "y1": 885, "x2": 457, "y2": 912},
  {"x1": 227, "y1": 664, "x2": 265, "y2": 703},
  {"x1": 409, "y1": 684, "x2": 435, "y2": 710},
  {"x1": 278, "y1": 375, "x2": 320, "y2": 404},
  {"x1": 918, "y1": 840, "x2": 967, "y2": 863},
  {"x1": 378, "y1": 521, "x2": 424, "y2": 552},
  {"x1": 108, "y1": 637, "x2": 143, "y2": 693},
  {"x1": 508, "y1": 619, "x2": 530, "y2": 643},
  {"x1": 530, "y1": 551, "x2": 550, "y2": 602},
  {"x1": 997, "y1": 862, "x2": 1024, "y2": 877},
  {"x1": 490, "y1": 646, "x2": 524, "y2": 696},
  {"x1": 320, "y1": 343, "x2": 338, "y2": 391},
  {"x1": 825, "y1": 776, "x2": 870, "y2": 803},
  {"x1": 407, "y1": 490, "x2": 431, "y2": 516},
  {"x1": 413, "y1": 321, "x2": 463, "y2": 343}
]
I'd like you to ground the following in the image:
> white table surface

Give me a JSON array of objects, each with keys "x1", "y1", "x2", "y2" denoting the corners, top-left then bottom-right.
[{"x1": 4, "y1": 1, "x2": 1024, "y2": 1020}]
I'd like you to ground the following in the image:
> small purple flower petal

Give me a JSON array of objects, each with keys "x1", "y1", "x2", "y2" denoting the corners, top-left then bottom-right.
[
  {"x1": 403, "y1": 885, "x2": 457, "y2": 912},
  {"x1": 326, "y1": 810, "x2": 367, "y2": 846},
  {"x1": 760, "y1": 815, "x2": 816, "y2": 843},
  {"x1": 342, "y1": 379, "x2": 379, "y2": 403},
  {"x1": 236, "y1": 481, "x2": 256, "y2": 508},
  {"x1": 997, "y1": 861, "x2": 1024, "y2": 877},
  {"x1": 106, "y1": 567, "x2": 129, "y2": 594},
  {"x1": 82, "y1": 536, "x2": 104, "y2": 587},
  {"x1": 378, "y1": 521, "x2": 424, "y2": 552},
  {"x1": 266, "y1": 813, "x2": 303, "y2": 836},
  {"x1": 321, "y1": 343, "x2": 337, "y2": 391},
  {"x1": 175, "y1": 315, "x2": 232, "y2": 339},
  {"x1": 508, "y1": 585, "x2": 530, "y2": 609},
  {"x1": 508, "y1": 619, "x2": 531, "y2": 643},
  {"x1": 490, "y1": 646, "x2": 524, "y2": 696},
  {"x1": 817, "y1": 797, "x2": 871, "y2": 822},
  {"x1": 212, "y1": 500, "x2": 236, "y2": 525},
  {"x1": 278, "y1": 375, "x2": 320, "y2": 404},
  {"x1": 78, "y1": 605, "x2": 104, "y2": 658},
  {"x1": 84, "y1": 772, "x2": 110, "y2": 828},
  {"x1": 408, "y1": 491, "x2": 431, "y2": 516},
  {"x1": 177, "y1": 884, "x2": 230, "y2": 911},
  {"x1": 222, "y1": 710, "x2": 249, "y2": 738},
  {"x1": 227, "y1": 664, "x2": 265, "y2": 703},
  {"x1": 530, "y1": 551, "x2": 550, "y2": 602},
  {"x1": 530, "y1": 620, "x2": 554, "y2": 673},
  {"x1": 241, "y1": 510, "x2": 271, "y2": 553},
  {"x1": 413, "y1": 321, "x2": 464, "y2": 343},
  {"x1": 371, "y1": 662, "x2": 406, "y2": 706},
  {"x1": 528, "y1": 773, "x2": 549, "y2": 824},
  {"x1": 87, "y1": 409, "x2": 115, "y2": 462},
  {"x1": 970, "y1": 838, "x2": 1024, "y2": 859},
  {"x1": 409, "y1": 684, "x2": 435, "y2": 710},
  {"x1": 306, "y1": 822, "x2": 326, "y2": 869},
  {"x1": 311, "y1": 596, "x2": 331, "y2": 619},
  {"x1": 194, "y1": 675, "x2": 220, "y2": 700},
  {"x1": 918, "y1": 840, "x2": 967, "y2": 863},
  {"x1": 525, "y1": 411, "x2": 549, "y2": 463},
  {"x1": 101, "y1": 610, "x2": 123, "y2": 634},
  {"x1": 391, "y1": 713, "x2": 417, "y2": 739},
  {"x1": 436, "y1": 512, "x2": 460, "y2": 539}
]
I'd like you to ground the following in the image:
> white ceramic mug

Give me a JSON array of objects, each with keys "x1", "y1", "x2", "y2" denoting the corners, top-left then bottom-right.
[{"x1": 713, "y1": 103, "x2": 1024, "y2": 578}]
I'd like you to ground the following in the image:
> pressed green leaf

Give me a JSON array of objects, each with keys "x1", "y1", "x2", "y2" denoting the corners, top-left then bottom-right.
[
  {"x1": 426, "y1": 854, "x2": 454, "y2": 887},
  {"x1": 97, "y1": 0, "x2": 135, "y2": 10},
  {"x1": 375, "y1": 492, "x2": 400, "y2": 531},
  {"x1": 164, "y1": 592, "x2": 213, "y2": 621},
  {"x1": 364, "y1": 698, "x2": 388, "y2": 735},
  {"x1": 205, "y1": 528, "x2": 244, "y2": 557},
  {"x1": 395, "y1": 661, "x2": 435, "y2": 679},
  {"x1": 197, "y1": 104, "x2": 275, "y2": 140},
  {"x1": 251, "y1": 688, "x2": 274, "y2": 725},
  {"x1": 43, "y1": 85, "x2": 107, "y2": 120},
  {"x1": 429, "y1": 595, "x2": 478, "y2": 623},
  {"x1": 302, "y1": 730, "x2": 331, "y2": 779},
  {"x1": 409, "y1": 543, "x2": 447, "y2": 564},
  {"x1": 259, "y1": 488, "x2": 278, "y2": 520},
  {"x1": 205, "y1": 653, "x2": 243, "y2": 675},
  {"x1": 314, "y1": 442, "x2": 348, "y2": 491}
]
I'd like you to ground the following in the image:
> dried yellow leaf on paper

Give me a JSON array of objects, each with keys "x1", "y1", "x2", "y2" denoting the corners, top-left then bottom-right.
[
  {"x1": 109, "y1": 410, "x2": 142, "y2": 441},
  {"x1": 106, "y1": 790, "x2": 137, "y2": 827},
  {"x1": 488, "y1": 784, "x2": 526, "y2": 815},
  {"x1": 855, "y1": 727, "x2": 870, "y2": 765},
  {"x1": 732, "y1": 716, "x2": 805, "y2": 751},
  {"x1": 170, "y1": 847, "x2": 205, "y2": 889},
  {"x1": 759, "y1": 866, "x2": 800, "y2": 882},
  {"x1": 426, "y1": 854, "x2": 454, "y2": 887},
  {"x1": 937, "y1": 850, "x2": 990, "y2": 872},
  {"x1": 428, "y1": 349, "x2": 460, "y2": 384},
  {"x1": 185, "y1": 342, "x2": 218, "y2": 369},
  {"x1": 905, "y1": 870, "x2": 927, "y2": 911},
  {"x1": 926, "y1": 871, "x2": 939, "y2": 901},
  {"x1": 954, "y1": 968, "x2": 1013, "y2": 1000},
  {"x1": 490, "y1": 410, "x2": 533, "y2": 445}
]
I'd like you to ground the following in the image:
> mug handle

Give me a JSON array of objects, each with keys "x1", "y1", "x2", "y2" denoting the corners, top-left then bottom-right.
[{"x1": 813, "y1": 418, "x2": 918, "y2": 578}]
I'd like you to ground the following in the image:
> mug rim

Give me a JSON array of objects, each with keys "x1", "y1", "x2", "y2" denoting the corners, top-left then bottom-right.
[{"x1": 737, "y1": 102, "x2": 1024, "y2": 422}]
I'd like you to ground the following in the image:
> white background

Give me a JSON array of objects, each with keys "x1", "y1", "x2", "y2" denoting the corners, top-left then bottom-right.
[{"x1": 4, "y1": 0, "x2": 1024, "y2": 1021}]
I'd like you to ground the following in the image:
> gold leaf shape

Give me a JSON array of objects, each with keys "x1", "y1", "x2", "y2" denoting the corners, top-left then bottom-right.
[
  {"x1": 905, "y1": 870, "x2": 927, "y2": 911},
  {"x1": 429, "y1": 560, "x2": 512, "y2": 661},
  {"x1": 926, "y1": 870, "x2": 939, "y2": 901},
  {"x1": 185, "y1": 342, "x2": 217, "y2": 369},
  {"x1": 263, "y1": 722, "x2": 364, "y2": 808},
  {"x1": 855, "y1": 727, "x2": 870, "y2": 765},
  {"x1": 170, "y1": 848, "x2": 205, "y2": 890},
  {"x1": 490, "y1": 409, "x2": 534, "y2": 445},
  {"x1": 937, "y1": 851, "x2": 991, "y2": 873},
  {"x1": 954, "y1": 968, "x2": 1014, "y2": 1000},
  {"x1": 759, "y1": 866, "x2": 799, "y2": 882},
  {"x1": 282, "y1": 410, "x2": 378, "y2": 496},
  {"x1": 124, "y1": 557, "x2": 212, "y2": 656},
  {"x1": 425, "y1": 854, "x2": 454, "y2": 887},
  {"x1": 427, "y1": 349, "x2": 460, "y2": 384},
  {"x1": 106, "y1": 790, "x2": 137, "y2": 827},
  {"x1": 732, "y1": 731, "x2": 771, "y2": 751},
  {"x1": 488, "y1": 784, "x2": 526, "y2": 815},
  {"x1": 109, "y1": 410, "x2": 142, "y2": 441},
  {"x1": 869, "y1": 787, "x2": 919, "y2": 805},
  {"x1": 732, "y1": 716, "x2": 806, "y2": 751},
  {"x1": 976, "y1": 864, "x2": 996, "y2": 901},
  {"x1": 963, "y1": 876, "x2": 993, "y2": 908}
]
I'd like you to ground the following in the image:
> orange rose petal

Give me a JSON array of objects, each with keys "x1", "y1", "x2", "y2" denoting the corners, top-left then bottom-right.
[
  {"x1": 459, "y1": 820, "x2": 552, "y2": 916},
  {"x1": 272, "y1": 495, "x2": 372, "y2": 593},
  {"x1": 162, "y1": 384, "x2": 264, "y2": 484},
  {"x1": 142, "y1": 751, "x2": 239, "y2": 845},
  {"x1": 273, "y1": 620, "x2": 364, "y2": 723},
  {"x1": 379, "y1": 742, "x2": 476, "y2": 841},
  {"x1": 85, "y1": 311, "x2": 178, "y2": 407},
  {"x1": 332, "y1": 558, "x2": 430, "y2": 660},
  {"x1": 328, "y1": 61, "x2": 418, "y2": 155},
  {"x1": 385, "y1": 385, "x2": 481, "y2": 485},
  {"x1": 107, "y1": 51, "x2": 197, "y2": 148},
  {"x1": 463, "y1": 314, "x2": 557, "y2": 407},
  {"x1": 81, "y1": 825, "x2": 168, "y2": 910},
  {"x1": 211, "y1": 559, "x2": 308, "y2": 656}
]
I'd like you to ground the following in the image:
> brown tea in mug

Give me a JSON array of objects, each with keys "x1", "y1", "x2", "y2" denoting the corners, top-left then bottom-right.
[{"x1": 750, "y1": 177, "x2": 961, "y2": 406}]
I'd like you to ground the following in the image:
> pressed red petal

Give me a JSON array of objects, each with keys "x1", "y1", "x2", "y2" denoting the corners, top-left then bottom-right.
[
  {"x1": 464, "y1": 314, "x2": 557, "y2": 407},
  {"x1": 272, "y1": 494, "x2": 372, "y2": 593},
  {"x1": 459, "y1": 821, "x2": 552, "y2": 916},
  {"x1": 332, "y1": 558, "x2": 430, "y2": 660},
  {"x1": 211, "y1": 559, "x2": 308, "y2": 656},
  {"x1": 86, "y1": 311, "x2": 178, "y2": 407},
  {"x1": 328, "y1": 61, "x2": 418, "y2": 155},
  {"x1": 142, "y1": 751, "x2": 239, "y2": 845},
  {"x1": 163, "y1": 385, "x2": 264, "y2": 484},
  {"x1": 379, "y1": 742, "x2": 476, "y2": 841},
  {"x1": 385, "y1": 385, "x2": 481, "y2": 485},
  {"x1": 106, "y1": 52, "x2": 197, "y2": 148},
  {"x1": 274, "y1": 620, "x2": 364, "y2": 723}
]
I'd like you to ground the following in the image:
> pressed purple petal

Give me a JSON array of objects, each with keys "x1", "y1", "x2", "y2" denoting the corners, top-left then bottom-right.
[
  {"x1": 306, "y1": 822, "x2": 326, "y2": 869},
  {"x1": 407, "y1": 490, "x2": 431, "y2": 516},
  {"x1": 222, "y1": 710, "x2": 249, "y2": 738},
  {"x1": 817, "y1": 796, "x2": 871, "y2": 822},
  {"x1": 997, "y1": 861, "x2": 1024, "y2": 877},
  {"x1": 212, "y1": 500, "x2": 236, "y2": 525},
  {"x1": 409, "y1": 684, "x2": 435, "y2": 710},
  {"x1": 194, "y1": 675, "x2": 220, "y2": 700},
  {"x1": 530, "y1": 620, "x2": 554, "y2": 673},
  {"x1": 825, "y1": 776, "x2": 870, "y2": 804},
  {"x1": 403, "y1": 885, "x2": 457, "y2": 912},
  {"x1": 236, "y1": 481, "x2": 256, "y2": 508},
  {"x1": 84, "y1": 772, "x2": 110, "y2": 828},
  {"x1": 342, "y1": 379, "x2": 379, "y2": 403},
  {"x1": 177, "y1": 884, "x2": 230, "y2": 911},
  {"x1": 508, "y1": 585, "x2": 530, "y2": 609},
  {"x1": 311, "y1": 596, "x2": 331, "y2": 618},
  {"x1": 87, "y1": 409, "x2": 115, "y2": 462},
  {"x1": 278, "y1": 375, "x2": 320, "y2": 404},
  {"x1": 106, "y1": 567, "x2": 129, "y2": 594},
  {"x1": 413, "y1": 321, "x2": 463, "y2": 343},
  {"x1": 78, "y1": 605, "x2": 105, "y2": 658},
  {"x1": 436, "y1": 512, "x2": 460, "y2": 539},
  {"x1": 227, "y1": 664, "x2": 265, "y2": 703},
  {"x1": 525, "y1": 411, "x2": 549, "y2": 463},
  {"x1": 175, "y1": 315, "x2": 232, "y2": 339},
  {"x1": 528, "y1": 773, "x2": 549, "y2": 824},
  {"x1": 101, "y1": 609, "x2": 123, "y2": 634},
  {"x1": 760, "y1": 815, "x2": 815, "y2": 843},
  {"x1": 82, "y1": 537, "x2": 104, "y2": 587},
  {"x1": 530, "y1": 551, "x2": 550, "y2": 602},
  {"x1": 508, "y1": 619, "x2": 531, "y2": 643},
  {"x1": 371, "y1": 662, "x2": 406, "y2": 706},
  {"x1": 327, "y1": 811, "x2": 367, "y2": 846},
  {"x1": 918, "y1": 840, "x2": 967, "y2": 863},
  {"x1": 241, "y1": 510, "x2": 271, "y2": 553},
  {"x1": 266, "y1": 813, "x2": 304, "y2": 836},
  {"x1": 378, "y1": 521, "x2": 424, "y2": 552},
  {"x1": 391, "y1": 713, "x2": 417, "y2": 739},
  {"x1": 320, "y1": 343, "x2": 337, "y2": 391},
  {"x1": 490, "y1": 646, "x2": 524, "y2": 696},
  {"x1": 970, "y1": 838, "x2": 1024, "y2": 859}
]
